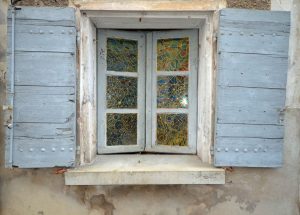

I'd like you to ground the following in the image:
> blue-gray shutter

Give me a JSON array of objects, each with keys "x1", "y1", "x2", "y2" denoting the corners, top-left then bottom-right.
[
  {"x1": 5, "y1": 6, "x2": 76, "y2": 168},
  {"x1": 214, "y1": 9, "x2": 290, "y2": 167}
]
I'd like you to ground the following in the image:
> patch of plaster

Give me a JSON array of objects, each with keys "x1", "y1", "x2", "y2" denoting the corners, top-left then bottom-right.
[{"x1": 15, "y1": 0, "x2": 68, "y2": 7}]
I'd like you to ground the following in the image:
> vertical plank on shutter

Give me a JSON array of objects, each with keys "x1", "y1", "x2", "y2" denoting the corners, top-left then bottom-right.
[
  {"x1": 214, "y1": 9, "x2": 290, "y2": 167},
  {"x1": 5, "y1": 6, "x2": 76, "y2": 168}
]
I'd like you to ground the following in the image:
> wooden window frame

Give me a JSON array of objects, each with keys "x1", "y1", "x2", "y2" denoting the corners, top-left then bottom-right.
[
  {"x1": 97, "y1": 29, "x2": 146, "y2": 153},
  {"x1": 79, "y1": 11, "x2": 217, "y2": 165},
  {"x1": 146, "y1": 30, "x2": 198, "y2": 154}
]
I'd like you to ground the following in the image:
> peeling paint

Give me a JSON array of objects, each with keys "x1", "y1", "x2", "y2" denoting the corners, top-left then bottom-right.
[{"x1": 0, "y1": 0, "x2": 300, "y2": 215}]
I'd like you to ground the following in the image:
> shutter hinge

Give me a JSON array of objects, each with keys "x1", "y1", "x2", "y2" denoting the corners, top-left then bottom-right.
[
  {"x1": 3, "y1": 105, "x2": 13, "y2": 111},
  {"x1": 76, "y1": 145, "x2": 81, "y2": 155},
  {"x1": 210, "y1": 145, "x2": 214, "y2": 156},
  {"x1": 76, "y1": 30, "x2": 80, "y2": 46}
]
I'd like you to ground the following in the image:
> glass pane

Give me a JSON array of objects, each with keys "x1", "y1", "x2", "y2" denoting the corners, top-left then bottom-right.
[
  {"x1": 106, "y1": 76, "x2": 137, "y2": 109},
  {"x1": 107, "y1": 38, "x2": 138, "y2": 72},
  {"x1": 106, "y1": 113, "x2": 137, "y2": 146},
  {"x1": 157, "y1": 76, "x2": 188, "y2": 108},
  {"x1": 157, "y1": 37, "x2": 189, "y2": 72},
  {"x1": 157, "y1": 114, "x2": 188, "y2": 146}
]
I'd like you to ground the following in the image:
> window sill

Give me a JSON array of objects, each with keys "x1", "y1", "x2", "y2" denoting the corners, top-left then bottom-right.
[{"x1": 64, "y1": 155, "x2": 225, "y2": 185}]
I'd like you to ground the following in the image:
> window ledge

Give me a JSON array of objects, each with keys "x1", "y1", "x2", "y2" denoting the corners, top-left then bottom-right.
[{"x1": 65, "y1": 155, "x2": 225, "y2": 185}]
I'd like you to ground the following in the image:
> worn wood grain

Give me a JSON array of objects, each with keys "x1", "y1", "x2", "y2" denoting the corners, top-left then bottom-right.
[
  {"x1": 14, "y1": 86, "x2": 75, "y2": 123},
  {"x1": 216, "y1": 124, "x2": 284, "y2": 139},
  {"x1": 215, "y1": 137, "x2": 282, "y2": 167},
  {"x1": 7, "y1": 52, "x2": 75, "y2": 86},
  {"x1": 218, "y1": 52, "x2": 288, "y2": 88},
  {"x1": 5, "y1": 6, "x2": 76, "y2": 168},
  {"x1": 7, "y1": 24, "x2": 76, "y2": 53},
  {"x1": 8, "y1": 7, "x2": 75, "y2": 26},
  {"x1": 13, "y1": 138, "x2": 75, "y2": 168},
  {"x1": 217, "y1": 87, "x2": 285, "y2": 125},
  {"x1": 214, "y1": 9, "x2": 290, "y2": 167}
]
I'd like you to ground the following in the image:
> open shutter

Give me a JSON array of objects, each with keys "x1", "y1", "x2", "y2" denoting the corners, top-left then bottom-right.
[
  {"x1": 215, "y1": 9, "x2": 290, "y2": 167},
  {"x1": 5, "y1": 6, "x2": 76, "y2": 168}
]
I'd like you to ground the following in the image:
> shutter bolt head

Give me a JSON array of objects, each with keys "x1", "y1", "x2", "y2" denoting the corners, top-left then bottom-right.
[
  {"x1": 217, "y1": 148, "x2": 221, "y2": 152},
  {"x1": 52, "y1": 147, "x2": 56, "y2": 152},
  {"x1": 29, "y1": 148, "x2": 34, "y2": 152},
  {"x1": 39, "y1": 30, "x2": 44, "y2": 34},
  {"x1": 30, "y1": 30, "x2": 33, "y2": 34},
  {"x1": 235, "y1": 148, "x2": 239, "y2": 152},
  {"x1": 263, "y1": 148, "x2": 267, "y2": 152},
  {"x1": 240, "y1": 32, "x2": 244, "y2": 35},
  {"x1": 254, "y1": 148, "x2": 258, "y2": 153},
  {"x1": 69, "y1": 148, "x2": 73, "y2": 152},
  {"x1": 62, "y1": 30, "x2": 65, "y2": 34},
  {"x1": 261, "y1": 33, "x2": 265, "y2": 37},
  {"x1": 7, "y1": 123, "x2": 13, "y2": 129},
  {"x1": 272, "y1": 33, "x2": 276, "y2": 36},
  {"x1": 61, "y1": 147, "x2": 65, "y2": 151},
  {"x1": 19, "y1": 148, "x2": 23, "y2": 152},
  {"x1": 69, "y1": 30, "x2": 73, "y2": 34},
  {"x1": 41, "y1": 148, "x2": 46, "y2": 152},
  {"x1": 244, "y1": 148, "x2": 248, "y2": 153},
  {"x1": 49, "y1": 30, "x2": 54, "y2": 34},
  {"x1": 225, "y1": 148, "x2": 229, "y2": 152}
]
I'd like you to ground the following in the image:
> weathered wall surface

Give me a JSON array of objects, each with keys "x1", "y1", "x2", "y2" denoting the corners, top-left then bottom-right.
[
  {"x1": 271, "y1": 0, "x2": 292, "y2": 11},
  {"x1": 227, "y1": 0, "x2": 270, "y2": 10},
  {"x1": 0, "y1": 0, "x2": 299, "y2": 215}
]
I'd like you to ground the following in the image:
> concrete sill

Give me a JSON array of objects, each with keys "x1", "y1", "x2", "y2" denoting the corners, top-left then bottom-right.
[{"x1": 65, "y1": 155, "x2": 225, "y2": 185}]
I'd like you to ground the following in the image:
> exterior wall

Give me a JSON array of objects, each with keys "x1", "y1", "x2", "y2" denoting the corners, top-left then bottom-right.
[
  {"x1": 271, "y1": 0, "x2": 292, "y2": 11},
  {"x1": 0, "y1": 0, "x2": 299, "y2": 215}
]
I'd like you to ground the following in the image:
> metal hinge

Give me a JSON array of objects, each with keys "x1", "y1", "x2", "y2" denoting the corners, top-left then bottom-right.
[
  {"x1": 76, "y1": 145, "x2": 81, "y2": 155},
  {"x1": 210, "y1": 146, "x2": 214, "y2": 156},
  {"x1": 3, "y1": 105, "x2": 13, "y2": 111}
]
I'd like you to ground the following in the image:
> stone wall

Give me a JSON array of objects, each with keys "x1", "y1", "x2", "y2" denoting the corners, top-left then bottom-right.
[{"x1": 0, "y1": 0, "x2": 299, "y2": 215}]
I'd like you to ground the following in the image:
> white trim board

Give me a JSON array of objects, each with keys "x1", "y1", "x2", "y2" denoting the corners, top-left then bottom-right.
[{"x1": 78, "y1": 11, "x2": 215, "y2": 164}]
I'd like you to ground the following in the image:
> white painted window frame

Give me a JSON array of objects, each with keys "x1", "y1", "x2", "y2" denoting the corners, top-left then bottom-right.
[
  {"x1": 79, "y1": 11, "x2": 216, "y2": 165},
  {"x1": 146, "y1": 30, "x2": 198, "y2": 154},
  {"x1": 97, "y1": 29, "x2": 146, "y2": 153}
]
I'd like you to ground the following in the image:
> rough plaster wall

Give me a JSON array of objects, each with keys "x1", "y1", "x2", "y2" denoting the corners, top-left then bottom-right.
[
  {"x1": 271, "y1": 0, "x2": 292, "y2": 11},
  {"x1": 227, "y1": 0, "x2": 270, "y2": 10},
  {"x1": 0, "y1": 0, "x2": 300, "y2": 215}
]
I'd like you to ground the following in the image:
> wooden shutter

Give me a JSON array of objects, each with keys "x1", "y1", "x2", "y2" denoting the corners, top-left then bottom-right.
[
  {"x1": 214, "y1": 9, "x2": 290, "y2": 167},
  {"x1": 5, "y1": 6, "x2": 76, "y2": 168}
]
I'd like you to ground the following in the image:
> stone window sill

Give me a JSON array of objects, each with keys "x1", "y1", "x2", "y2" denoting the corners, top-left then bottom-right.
[{"x1": 64, "y1": 155, "x2": 225, "y2": 185}]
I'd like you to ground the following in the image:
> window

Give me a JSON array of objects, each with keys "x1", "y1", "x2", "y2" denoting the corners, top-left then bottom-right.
[
  {"x1": 97, "y1": 29, "x2": 198, "y2": 154},
  {"x1": 6, "y1": 7, "x2": 289, "y2": 185}
]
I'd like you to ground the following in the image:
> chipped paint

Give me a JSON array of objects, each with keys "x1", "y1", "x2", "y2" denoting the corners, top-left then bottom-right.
[{"x1": 0, "y1": 0, "x2": 300, "y2": 215}]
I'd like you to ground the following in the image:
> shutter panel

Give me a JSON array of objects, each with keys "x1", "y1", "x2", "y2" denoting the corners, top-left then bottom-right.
[
  {"x1": 5, "y1": 6, "x2": 76, "y2": 168},
  {"x1": 215, "y1": 9, "x2": 290, "y2": 167}
]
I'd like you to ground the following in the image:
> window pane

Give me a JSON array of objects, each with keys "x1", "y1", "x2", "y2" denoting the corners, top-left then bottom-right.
[
  {"x1": 106, "y1": 76, "x2": 137, "y2": 108},
  {"x1": 157, "y1": 114, "x2": 188, "y2": 146},
  {"x1": 157, "y1": 38, "x2": 189, "y2": 71},
  {"x1": 107, "y1": 113, "x2": 137, "y2": 146},
  {"x1": 107, "y1": 38, "x2": 138, "y2": 72},
  {"x1": 157, "y1": 76, "x2": 188, "y2": 108}
]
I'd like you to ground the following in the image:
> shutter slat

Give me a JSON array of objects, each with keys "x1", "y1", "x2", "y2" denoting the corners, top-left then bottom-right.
[
  {"x1": 5, "y1": 6, "x2": 76, "y2": 168},
  {"x1": 8, "y1": 52, "x2": 75, "y2": 86},
  {"x1": 214, "y1": 9, "x2": 290, "y2": 167},
  {"x1": 218, "y1": 52, "x2": 288, "y2": 89},
  {"x1": 7, "y1": 24, "x2": 76, "y2": 53}
]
